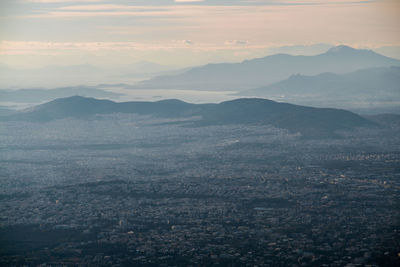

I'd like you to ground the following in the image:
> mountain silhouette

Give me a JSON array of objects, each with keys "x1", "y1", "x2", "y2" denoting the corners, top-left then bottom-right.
[
  {"x1": 2, "y1": 96, "x2": 375, "y2": 138},
  {"x1": 0, "y1": 86, "x2": 122, "y2": 103},
  {"x1": 365, "y1": 113, "x2": 400, "y2": 127},
  {"x1": 237, "y1": 66, "x2": 400, "y2": 113},
  {"x1": 133, "y1": 45, "x2": 400, "y2": 91},
  {"x1": 199, "y1": 98, "x2": 374, "y2": 137},
  {"x1": 239, "y1": 66, "x2": 400, "y2": 96}
]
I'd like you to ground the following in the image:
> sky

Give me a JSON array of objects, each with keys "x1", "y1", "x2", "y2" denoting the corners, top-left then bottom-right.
[{"x1": 0, "y1": 0, "x2": 399, "y2": 68}]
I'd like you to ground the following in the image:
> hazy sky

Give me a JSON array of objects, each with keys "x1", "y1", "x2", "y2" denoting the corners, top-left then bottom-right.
[{"x1": 0, "y1": 0, "x2": 399, "y2": 68}]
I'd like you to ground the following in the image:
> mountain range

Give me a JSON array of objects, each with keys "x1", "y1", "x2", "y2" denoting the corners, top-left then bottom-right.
[
  {"x1": 237, "y1": 66, "x2": 400, "y2": 113},
  {"x1": 134, "y1": 45, "x2": 400, "y2": 91},
  {"x1": 0, "y1": 86, "x2": 122, "y2": 103},
  {"x1": 2, "y1": 45, "x2": 399, "y2": 115},
  {"x1": 1, "y1": 96, "x2": 375, "y2": 138}
]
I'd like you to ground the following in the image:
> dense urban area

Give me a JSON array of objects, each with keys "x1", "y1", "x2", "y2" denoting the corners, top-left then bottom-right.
[{"x1": 0, "y1": 114, "x2": 399, "y2": 266}]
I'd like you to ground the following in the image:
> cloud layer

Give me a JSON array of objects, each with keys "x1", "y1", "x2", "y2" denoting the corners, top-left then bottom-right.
[{"x1": 0, "y1": 0, "x2": 399, "y2": 68}]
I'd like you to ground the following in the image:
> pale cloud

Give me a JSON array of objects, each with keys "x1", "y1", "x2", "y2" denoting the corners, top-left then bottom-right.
[
  {"x1": 57, "y1": 5, "x2": 161, "y2": 11},
  {"x1": 244, "y1": 0, "x2": 375, "y2": 4},
  {"x1": 21, "y1": 0, "x2": 376, "y2": 4},
  {"x1": 2, "y1": 40, "x2": 400, "y2": 69},
  {"x1": 0, "y1": 41, "x2": 267, "y2": 54},
  {"x1": 182, "y1": 40, "x2": 194, "y2": 45},
  {"x1": 29, "y1": 11, "x2": 168, "y2": 18},
  {"x1": 0, "y1": 41, "x2": 142, "y2": 54},
  {"x1": 5, "y1": 2, "x2": 400, "y2": 46},
  {"x1": 174, "y1": 0, "x2": 205, "y2": 2},
  {"x1": 24, "y1": 0, "x2": 105, "y2": 2},
  {"x1": 0, "y1": 40, "x2": 273, "y2": 68},
  {"x1": 225, "y1": 40, "x2": 249, "y2": 46},
  {"x1": 27, "y1": 4, "x2": 202, "y2": 18}
]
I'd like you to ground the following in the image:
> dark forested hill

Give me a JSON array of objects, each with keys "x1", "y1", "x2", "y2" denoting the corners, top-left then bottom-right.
[{"x1": 1, "y1": 96, "x2": 376, "y2": 138}]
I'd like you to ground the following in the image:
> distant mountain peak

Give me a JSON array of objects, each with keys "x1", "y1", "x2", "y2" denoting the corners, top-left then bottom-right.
[
  {"x1": 155, "y1": 99, "x2": 190, "y2": 105},
  {"x1": 324, "y1": 45, "x2": 380, "y2": 56},
  {"x1": 326, "y1": 45, "x2": 358, "y2": 53},
  {"x1": 223, "y1": 98, "x2": 276, "y2": 105}
]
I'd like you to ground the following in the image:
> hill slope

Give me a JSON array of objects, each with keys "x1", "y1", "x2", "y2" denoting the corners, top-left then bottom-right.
[{"x1": 1, "y1": 96, "x2": 375, "y2": 138}]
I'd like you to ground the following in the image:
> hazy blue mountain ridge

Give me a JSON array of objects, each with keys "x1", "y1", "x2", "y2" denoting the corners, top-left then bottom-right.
[
  {"x1": 0, "y1": 86, "x2": 122, "y2": 103},
  {"x1": 239, "y1": 66, "x2": 400, "y2": 96},
  {"x1": 134, "y1": 45, "x2": 400, "y2": 91},
  {"x1": 236, "y1": 66, "x2": 400, "y2": 113}
]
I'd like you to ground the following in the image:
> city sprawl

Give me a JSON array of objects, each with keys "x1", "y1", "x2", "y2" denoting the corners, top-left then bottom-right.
[{"x1": 0, "y1": 114, "x2": 399, "y2": 266}]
